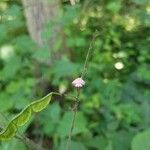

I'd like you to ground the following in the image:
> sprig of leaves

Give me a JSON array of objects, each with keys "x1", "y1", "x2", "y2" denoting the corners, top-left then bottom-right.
[{"x1": 0, "y1": 92, "x2": 53, "y2": 140}]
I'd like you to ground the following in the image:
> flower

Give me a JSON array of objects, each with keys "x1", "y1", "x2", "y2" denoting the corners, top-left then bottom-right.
[{"x1": 72, "y1": 78, "x2": 85, "y2": 88}]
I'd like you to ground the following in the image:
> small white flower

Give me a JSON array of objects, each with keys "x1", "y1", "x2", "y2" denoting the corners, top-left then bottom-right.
[{"x1": 72, "y1": 78, "x2": 85, "y2": 88}]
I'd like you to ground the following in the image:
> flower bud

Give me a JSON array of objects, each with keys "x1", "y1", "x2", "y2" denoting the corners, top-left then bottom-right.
[{"x1": 72, "y1": 78, "x2": 85, "y2": 88}]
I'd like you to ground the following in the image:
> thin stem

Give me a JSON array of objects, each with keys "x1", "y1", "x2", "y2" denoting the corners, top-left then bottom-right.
[
  {"x1": 65, "y1": 89, "x2": 80, "y2": 150},
  {"x1": 52, "y1": 92, "x2": 77, "y2": 101},
  {"x1": 65, "y1": 104, "x2": 77, "y2": 150},
  {"x1": 81, "y1": 31, "x2": 99, "y2": 78},
  {"x1": 52, "y1": 92, "x2": 62, "y2": 96}
]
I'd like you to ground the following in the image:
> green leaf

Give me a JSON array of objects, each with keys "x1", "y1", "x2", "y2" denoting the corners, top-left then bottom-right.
[
  {"x1": 131, "y1": 129, "x2": 150, "y2": 150},
  {"x1": 52, "y1": 58, "x2": 79, "y2": 84},
  {"x1": 85, "y1": 136, "x2": 108, "y2": 150},
  {"x1": 40, "y1": 103, "x2": 61, "y2": 136},
  {"x1": 56, "y1": 111, "x2": 88, "y2": 137},
  {"x1": 1, "y1": 56, "x2": 22, "y2": 79},
  {"x1": 0, "y1": 92, "x2": 53, "y2": 140},
  {"x1": 0, "y1": 94, "x2": 13, "y2": 112},
  {"x1": 32, "y1": 46, "x2": 50, "y2": 61},
  {"x1": 106, "y1": 2, "x2": 121, "y2": 13},
  {"x1": 58, "y1": 140, "x2": 88, "y2": 150},
  {"x1": 111, "y1": 131, "x2": 134, "y2": 150}
]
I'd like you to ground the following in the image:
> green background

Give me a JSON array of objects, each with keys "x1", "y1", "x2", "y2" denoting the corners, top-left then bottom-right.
[{"x1": 0, "y1": 0, "x2": 150, "y2": 150}]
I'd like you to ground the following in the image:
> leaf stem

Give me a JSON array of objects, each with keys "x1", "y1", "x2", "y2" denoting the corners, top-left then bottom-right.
[{"x1": 52, "y1": 92, "x2": 77, "y2": 101}]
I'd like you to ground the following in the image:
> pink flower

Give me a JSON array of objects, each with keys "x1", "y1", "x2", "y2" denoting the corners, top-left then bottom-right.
[{"x1": 72, "y1": 78, "x2": 85, "y2": 88}]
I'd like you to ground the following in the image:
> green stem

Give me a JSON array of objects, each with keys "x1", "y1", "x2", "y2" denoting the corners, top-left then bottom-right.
[
  {"x1": 81, "y1": 30, "x2": 99, "y2": 78},
  {"x1": 65, "y1": 89, "x2": 80, "y2": 150}
]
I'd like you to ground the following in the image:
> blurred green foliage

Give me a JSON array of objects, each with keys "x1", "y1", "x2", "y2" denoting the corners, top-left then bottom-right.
[{"x1": 0, "y1": 0, "x2": 150, "y2": 150}]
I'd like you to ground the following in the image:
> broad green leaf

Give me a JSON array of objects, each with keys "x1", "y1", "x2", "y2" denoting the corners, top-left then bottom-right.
[
  {"x1": 1, "y1": 56, "x2": 22, "y2": 79},
  {"x1": 52, "y1": 58, "x2": 79, "y2": 84},
  {"x1": 69, "y1": 141, "x2": 88, "y2": 150},
  {"x1": 0, "y1": 92, "x2": 53, "y2": 140},
  {"x1": 131, "y1": 129, "x2": 150, "y2": 150},
  {"x1": 110, "y1": 130, "x2": 134, "y2": 150},
  {"x1": 58, "y1": 140, "x2": 88, "y2": 150},
  {"x1": 32, "y1": 46, "x2": 50, "y2": 61},
  {"x1": 105, "y1": 144, "x2": 113, "y2": 150},
  {"x1": 40, "y1": 103, "x2": 61, "y2": 135},
  {"x1": 56, "y1": 111, "x2": 88, "y2": 137},
  {"x1": 0, "y1": 94, "x2": 13, "y2": 112},
  {"x1": 106, "y1": 2, "x2": 121, "y2": 13}
]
